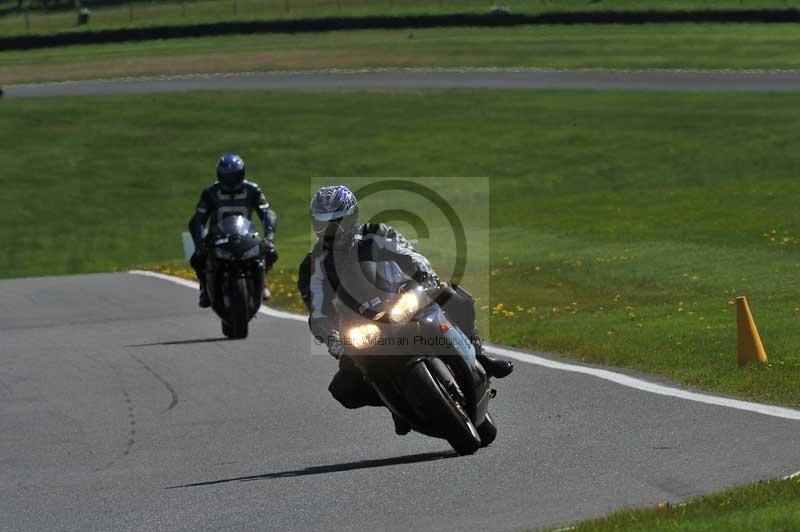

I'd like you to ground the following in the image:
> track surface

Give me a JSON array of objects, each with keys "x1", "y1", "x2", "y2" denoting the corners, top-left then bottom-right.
[
  {"x1": 1, "y1": 273, "x2": 799, "y2": 531},
  {"x1": 6, "y1": 68, "x2": 800, "y2": 97}
]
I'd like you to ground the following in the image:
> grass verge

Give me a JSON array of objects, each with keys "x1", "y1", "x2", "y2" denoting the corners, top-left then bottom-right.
[
  {"x1": 561, "y1": 476, "x2": 800, "y2": 531},
  {"x1": 7, "y1": 24, "x2": 800, "y2": 84},
  {"x1": 3, "y1": 90, "x2": 800, "y2": 407}
]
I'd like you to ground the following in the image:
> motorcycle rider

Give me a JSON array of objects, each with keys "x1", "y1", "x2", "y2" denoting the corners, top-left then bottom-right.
[
  {"x1": 297, "y1": 185, "x2": 513, "y2": 435},
  {"x1": 188, "y1": 154, "x2": 278, "y2": 308}
]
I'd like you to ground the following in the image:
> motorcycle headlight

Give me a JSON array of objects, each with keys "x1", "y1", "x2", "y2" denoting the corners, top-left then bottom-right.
[
  {"x1": 388, "y1": 290, "x2": 421, "y2": 324},
  {"x1": 215, "y1": 248, "x2": 234, "y2": 260},
  {"x1": 346, "y1": 324, "x2": 380, "y2": 349},
  {"x1": 241, "y1": 246, "x2": 262, "y2": 259}
]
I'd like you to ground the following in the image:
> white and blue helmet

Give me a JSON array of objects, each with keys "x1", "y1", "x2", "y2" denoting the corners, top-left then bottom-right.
[{"x1": 310, "y1": 185, "x2": 359, "y2": 240}]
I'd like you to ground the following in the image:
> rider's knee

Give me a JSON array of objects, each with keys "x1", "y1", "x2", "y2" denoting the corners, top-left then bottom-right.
[
  {"x1": 328, "y1": 370, "x2": 364, "y2": 409},
  {"x1": 189, "y1": 252, "x2": 205, "y2": 273}
]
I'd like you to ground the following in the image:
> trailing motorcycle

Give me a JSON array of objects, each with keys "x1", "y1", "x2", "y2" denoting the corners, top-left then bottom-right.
[
  {"x1": 204, "y1": 214, "x2": 265, "y2": 339},
  {"x1": 335, "y1": 259, "x2": 497, "y2": 455}
]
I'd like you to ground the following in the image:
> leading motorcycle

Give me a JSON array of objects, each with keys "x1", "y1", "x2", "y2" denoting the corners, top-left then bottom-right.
[{"x1": 335, "y1": 258, "x2": 497, "y2": 455}]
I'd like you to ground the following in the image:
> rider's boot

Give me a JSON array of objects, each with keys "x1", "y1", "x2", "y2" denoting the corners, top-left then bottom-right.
[
  {"x1": 198, "y1": 279, "x2": 211, "y2": 308},
  {"x1": 392, "y1": 413, "x2": 411, "y2": 436},
  {"x1": 477, "y1": 352, "x2": 514, "y2": 379},
  {"x1": 473, "y1": 337, "x2": 513, "y2": 379}
]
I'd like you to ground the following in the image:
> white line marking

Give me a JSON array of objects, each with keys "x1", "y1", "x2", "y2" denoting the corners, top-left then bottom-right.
[
  {"x1": 129, "y1": 269, "x2": 305, "y2": 322},
  {"x1": 129, "y1": 269, "x2": 800, "y2": 422},
  {"x1": 485, "y1": 344, "x2": 800, "y2": 421}
]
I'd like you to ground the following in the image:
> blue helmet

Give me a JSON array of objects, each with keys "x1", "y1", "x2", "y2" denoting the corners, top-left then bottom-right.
[
  {"x1": 310, "y1": 185, "x2": 359, "y2": 240},
  {"x1": 216, "y1": 154, "x2": 245, "y2": 193}
]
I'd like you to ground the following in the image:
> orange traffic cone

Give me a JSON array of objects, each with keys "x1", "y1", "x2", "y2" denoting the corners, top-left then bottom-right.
[{"x1": 736, "y1": 296, "x2": 768, "y2": 367}]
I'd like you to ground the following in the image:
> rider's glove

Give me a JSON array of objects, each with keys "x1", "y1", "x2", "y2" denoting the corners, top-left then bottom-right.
[
  {"x1": 262, "y1": 239, "x2": 278, "y2": 267},
  {"x1": 414, "y1": 272, "x2": 440, "y2": 290},
  {"x1": 327, "y1": 332, "x2": 344, "y2": 359}
]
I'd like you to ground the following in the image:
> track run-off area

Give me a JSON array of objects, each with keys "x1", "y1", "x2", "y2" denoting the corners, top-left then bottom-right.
[{"x1": 3, "y1": 68, "x2": 800, "y2": 531}]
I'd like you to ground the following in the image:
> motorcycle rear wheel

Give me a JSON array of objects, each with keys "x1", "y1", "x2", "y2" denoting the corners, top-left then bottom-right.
[
  {"x1": 477, "y1": 412, "x2": 497, "y2": 447},
  {"x1": 404, "y1": 361, "x2": 481, "y2": 456}
]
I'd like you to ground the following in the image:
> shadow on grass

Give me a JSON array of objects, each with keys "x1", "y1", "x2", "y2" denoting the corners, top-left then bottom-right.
[
  {"x1": 168, "y1": 450, "x2": 457, "y2": 488},
  {"x1": 126, "y1": 337, "x2": 232, "y2": 347}
]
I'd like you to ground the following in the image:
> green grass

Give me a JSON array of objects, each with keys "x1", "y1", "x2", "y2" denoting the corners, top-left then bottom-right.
[
  {"x1": 6, "y1": 24, "x2": 800, "y2": 85},
  {"x1": 3, "y1": 0, "x2": 800, "y2": 37},
  {"x1": 3, "y1": 90, "x2": 800, "y2": 408},
  {"x1": 562, "y1": 476, "x2": 800, "y2": 531}
]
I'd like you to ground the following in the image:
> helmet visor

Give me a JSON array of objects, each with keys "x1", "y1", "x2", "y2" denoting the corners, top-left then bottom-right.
[
  {"x1": 219, "y1": 172, "x2": 244, "y2": 192},
  {"x1": 313, "y1": 213, "x2": 358, "y2": 238}
]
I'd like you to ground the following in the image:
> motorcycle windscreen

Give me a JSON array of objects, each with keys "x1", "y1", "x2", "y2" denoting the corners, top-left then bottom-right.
[
  {"x1": 215, "y1": 214, "x2": 255, "y2": 236},
  {"x1": 335, "y1": 258, "x2": 411, "y2": 320}
]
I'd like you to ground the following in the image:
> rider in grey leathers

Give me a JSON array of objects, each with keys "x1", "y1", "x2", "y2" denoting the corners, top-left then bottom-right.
[{"x1": 297, "y1": 185, "x2": 512, "y2": 435}]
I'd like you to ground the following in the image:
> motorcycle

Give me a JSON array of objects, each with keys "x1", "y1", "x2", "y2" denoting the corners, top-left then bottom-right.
[
  {"x1": 204, "y1": 214, "x2": 265, "y2": 339},
  {"x1": 335, "y1": 258, "x2": 497, "y2": 455}
]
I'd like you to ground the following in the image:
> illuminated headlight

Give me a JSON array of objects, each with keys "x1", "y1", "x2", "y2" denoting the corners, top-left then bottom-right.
[
  {"x1": 389, "y1": 290, "x2": 421, "y2": 324},
  {"x1": 346, "y1": 324, "x2": 380, "y2": 349},
  {"x1": 241, "y1": 246, "x2": 262, "y2": 259}
]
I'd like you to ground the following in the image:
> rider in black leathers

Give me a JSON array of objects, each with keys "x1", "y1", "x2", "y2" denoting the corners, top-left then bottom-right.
[
  {"x1": 297, "y1": 185, "x2": 512, "y2": 435},
  {"x1": 188, "y1": 154, "x2": 278, "y2": 308}
]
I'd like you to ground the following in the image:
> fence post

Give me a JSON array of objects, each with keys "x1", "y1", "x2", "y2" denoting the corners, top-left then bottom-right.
[
  {"x1": 232, "y1": 0, "x2": 237, "y2": 16},
  {"x1": 24, "y1": 6, "x2": 30, "y2": 31},
  {"x1": 128, "y1": 1, "x2": 133, "y2": 22},
  {"x1": 284, "y1": 0, "x2": 289, "y2": 12},
  {"x1": 181, "y1": 0, "x2": 185, "y2": 16}
]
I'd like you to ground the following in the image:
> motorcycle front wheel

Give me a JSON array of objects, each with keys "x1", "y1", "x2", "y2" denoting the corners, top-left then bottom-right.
[
  {"x1": 404, "y1": 361, "x2": 481, "y2": 456},
  {"x1": 224, "y1": 277, "x2": 249, "y2": 339}
]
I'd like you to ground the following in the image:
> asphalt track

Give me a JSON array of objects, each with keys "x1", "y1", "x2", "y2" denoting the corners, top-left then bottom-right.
[
  {"x1": 2, "y1": 272, "x2": 799, "y2": 532},
  {"x1": 3, "y1": 69, "x2": 800, "y2": 530},
  {"x1": 6, "y1": 68, "x2": 800, "y2": 97}
]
